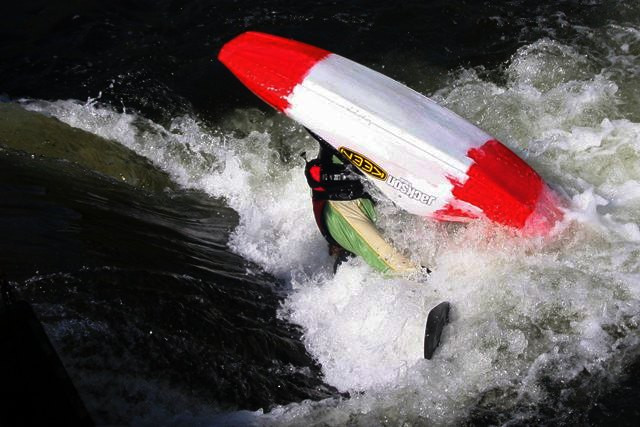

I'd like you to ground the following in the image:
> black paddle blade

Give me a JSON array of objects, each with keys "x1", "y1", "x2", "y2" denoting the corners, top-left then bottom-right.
[{"x1": 424, "y1": 301, "x2": 451, "y2": 360}]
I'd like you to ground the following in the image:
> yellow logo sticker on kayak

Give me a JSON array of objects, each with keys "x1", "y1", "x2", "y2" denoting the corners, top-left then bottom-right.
[{"x1": 339, "y1": 147, "x2": 388, "y2": 181}]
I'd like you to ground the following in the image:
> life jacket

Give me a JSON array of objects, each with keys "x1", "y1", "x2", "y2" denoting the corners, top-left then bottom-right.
[
  {"x1": 304, "y1": 158, "x2": 366, "y2": 201},
  {"x1": 304, "y1": 148, "x2": 366, "y2": 246}
]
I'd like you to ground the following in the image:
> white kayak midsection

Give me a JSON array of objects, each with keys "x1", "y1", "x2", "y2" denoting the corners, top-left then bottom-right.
[{"x1": 286, "y1": 54, "x2": 492, "y2": 216}]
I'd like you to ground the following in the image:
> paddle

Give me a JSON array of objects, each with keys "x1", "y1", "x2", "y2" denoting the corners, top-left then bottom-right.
[{"x1": 424, "y1": 301, "x2": 451, "y2": 359}]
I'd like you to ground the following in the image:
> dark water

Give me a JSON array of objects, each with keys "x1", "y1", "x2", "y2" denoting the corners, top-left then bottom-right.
[
  {"x1": 0, "y1": 149, "x2": 336, "y2": 422},
  {"x1": 2, "y1": 0, "x2": 640, "y2": 425},
  {"x1": 3, "y1": 0, "x2": 616, "y2": 119}
]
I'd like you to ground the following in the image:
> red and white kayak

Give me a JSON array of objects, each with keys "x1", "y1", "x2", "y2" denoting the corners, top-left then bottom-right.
[{"x1": 219, "y1": 31, "x2": 563, "y2": 234}]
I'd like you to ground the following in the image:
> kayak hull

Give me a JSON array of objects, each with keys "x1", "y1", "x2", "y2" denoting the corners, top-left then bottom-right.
[{"x1": 219, "y1": 31, "x2": 563, "y2": 233}]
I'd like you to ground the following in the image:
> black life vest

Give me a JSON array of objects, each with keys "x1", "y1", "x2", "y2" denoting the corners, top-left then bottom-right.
[
  {"x1": 304, "y1": 158, "x2": 366, "y2": 201},
  {"x1": 303, "y1": 138, "x2": 367, "y2": 246}
]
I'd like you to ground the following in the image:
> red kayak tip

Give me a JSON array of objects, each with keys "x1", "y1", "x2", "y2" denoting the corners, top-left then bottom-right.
[
  {"x1": 218, "y1": 31, "x2": 330, "y2": 111},
  {"x1": 435, "y1": 139, "x2": 564, "y2": 234}
]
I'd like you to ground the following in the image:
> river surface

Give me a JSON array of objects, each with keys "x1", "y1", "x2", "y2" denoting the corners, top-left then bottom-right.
[{"x1": 2, "y1": 1, "x2": 640, "y2": 425}]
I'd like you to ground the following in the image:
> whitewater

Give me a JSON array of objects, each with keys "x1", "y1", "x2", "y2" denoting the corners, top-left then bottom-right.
[{"x1": 17, "y1": 20, "x2": 640, "y2": 425}]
